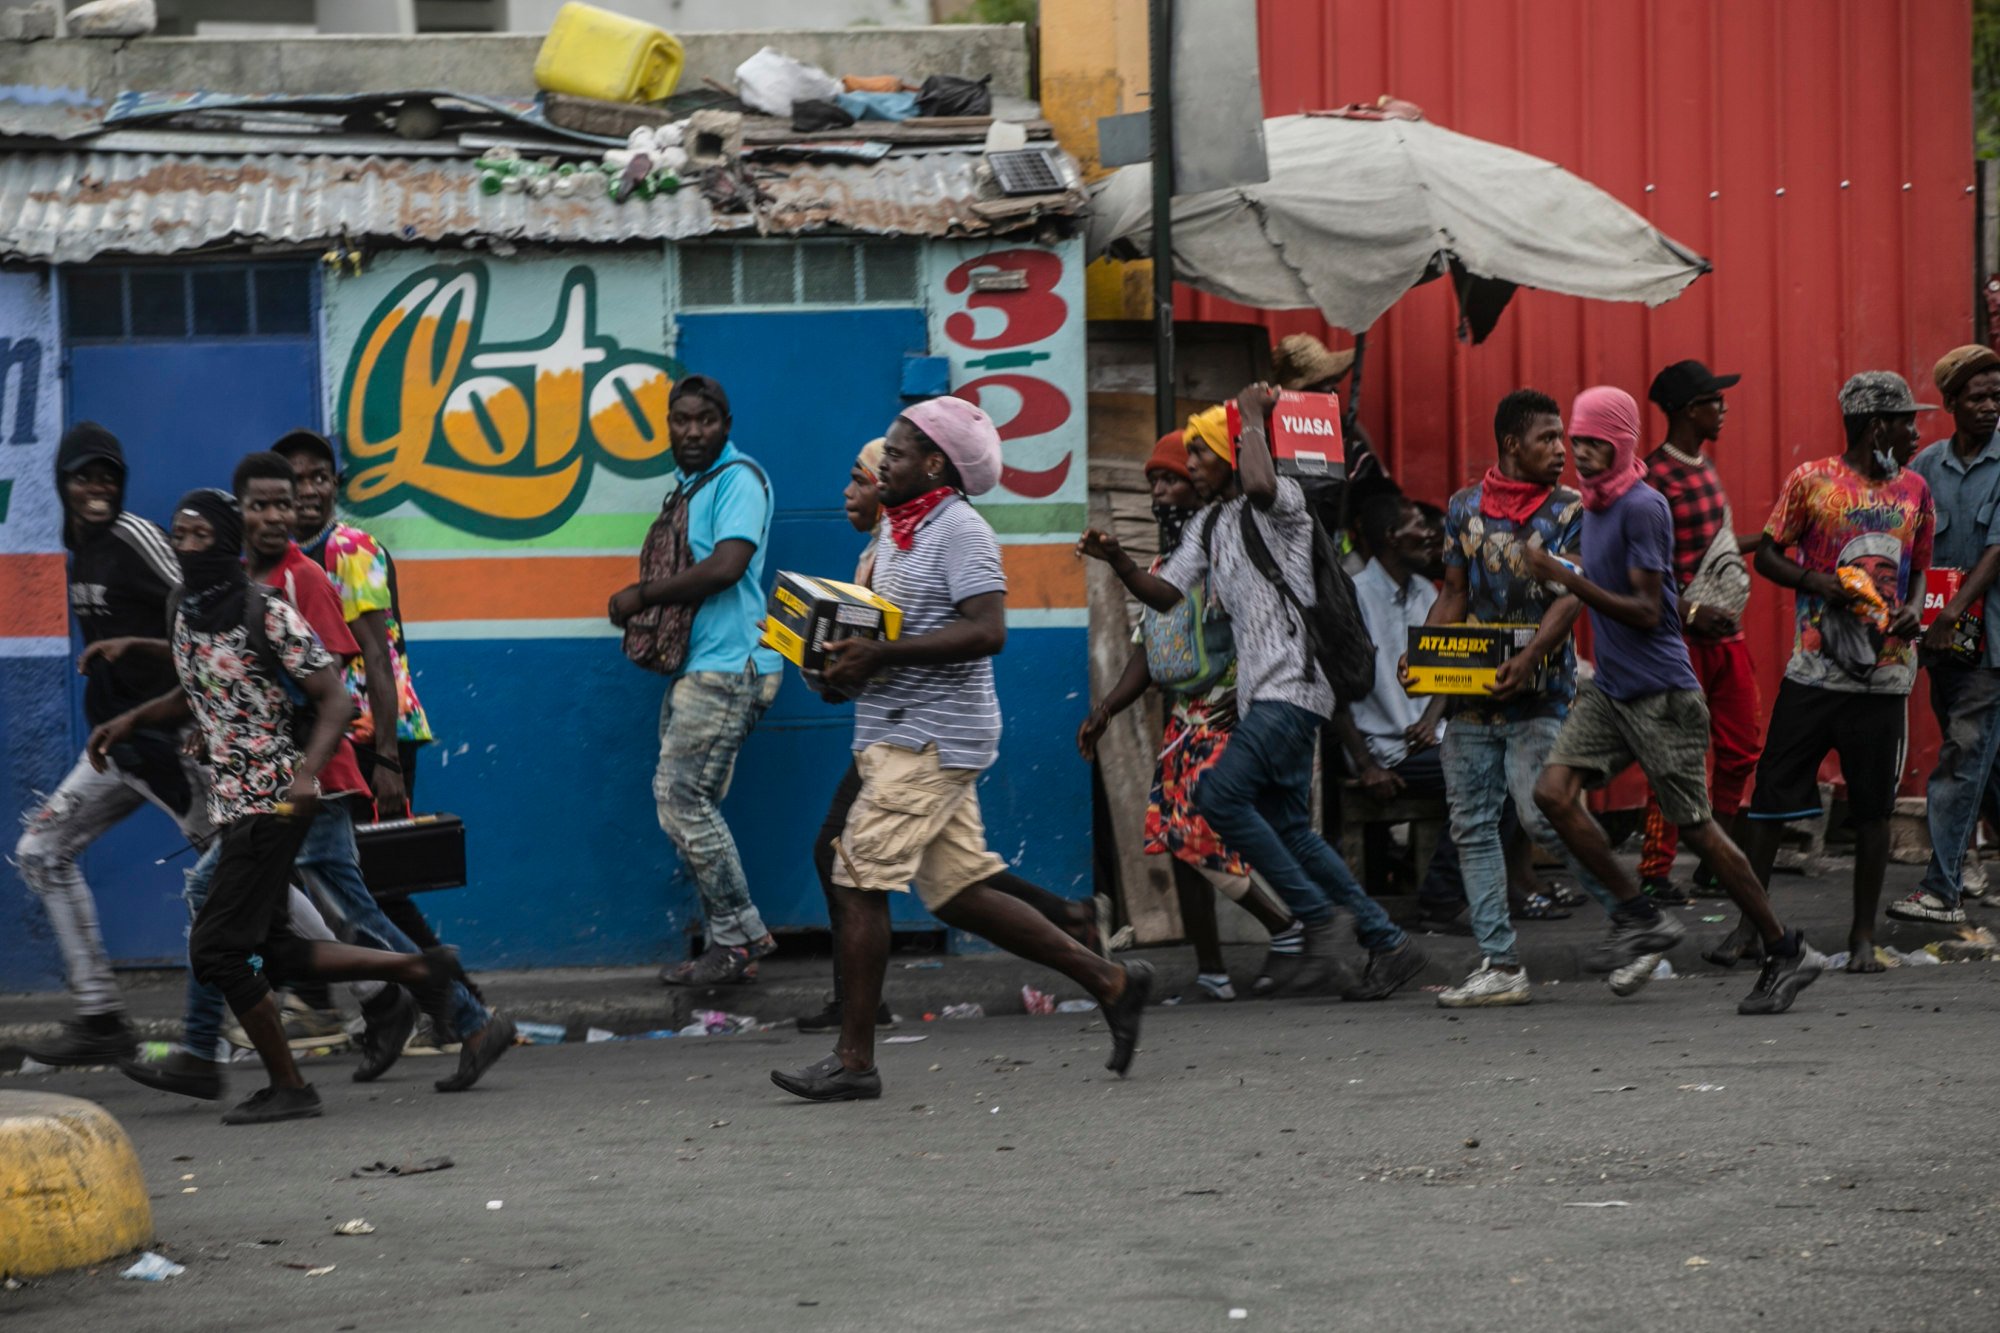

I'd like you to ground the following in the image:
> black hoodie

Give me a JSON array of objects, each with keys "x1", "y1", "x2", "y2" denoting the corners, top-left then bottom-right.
[{"x1": 58, "y1": 423, "x2": 183, "y2": 727}]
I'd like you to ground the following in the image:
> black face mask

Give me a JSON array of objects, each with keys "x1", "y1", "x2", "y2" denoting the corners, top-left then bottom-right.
[
  {"x1": 1154, "y1": 501, "x2": 1200, "y2": 554},
  {"x1": 173, "y1": 488, "x2": 249, "y2": 634}
]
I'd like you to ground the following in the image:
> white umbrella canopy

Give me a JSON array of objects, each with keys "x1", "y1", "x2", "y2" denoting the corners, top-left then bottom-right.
[{"x1": 1088, "y1": 107, "x2": 1709, "y2": 341}]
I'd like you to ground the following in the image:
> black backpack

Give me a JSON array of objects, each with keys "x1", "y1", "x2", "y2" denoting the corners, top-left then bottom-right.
[{"x1": 1223, "y1": 498, "x2": 1375, "y2": 706}]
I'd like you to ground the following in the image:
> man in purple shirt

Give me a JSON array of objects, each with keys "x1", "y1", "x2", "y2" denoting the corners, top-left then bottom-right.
[{"x1": 1525, "y1": 386, "x2": 1821, "y2": 1016}]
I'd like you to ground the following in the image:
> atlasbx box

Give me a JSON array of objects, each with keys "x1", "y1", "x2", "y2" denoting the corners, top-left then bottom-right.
[
  {"x1": 1920, "y1": 567, "x2": 1985, "y2": 663},
  {"x1": 1226, "y1": 390, "x2": 1345, "y2": 479},
  {"x1": 762, "y1": 571, "x2": 902, "y2": 671},
  {"x1": 1404, "y1": 623, "x2": 1546, "y2": 696}
]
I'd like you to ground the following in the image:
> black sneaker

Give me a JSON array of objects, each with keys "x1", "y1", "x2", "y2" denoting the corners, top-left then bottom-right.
[
  {"x1": 795, "y1": 1000, "x2": 897, "y2": 1034},
  {"x1": 220, "y1": 1083, "x2": 324, "y2": 1125},
  {"x1": 411, "y1": 946, "x2": 471, "y2": 1039},
  {"x1": 771, "y1": 1052, "x2": 883, "y2": 1102},
  {"x1": 119, "y1": 1049, "x2": 224, "y2": 1101},
  {"x1": 1103, "y1": 960, "x2": 1154, "y2": 1075},
  {"x1": 1641, "y1": 876, "x2": 1692, "y2": 906},
  {"x1": 1341, "y1": 938, "x2": 1429, "y2": 1001},
  {"x1": 435, "y1": 1016, "x2": 516, "y2": 1093},
  {"x1": 352, "y1": 989, "x2": 419, "y2": 1084},
  {"x1": 1699, "y1": 918, "x2": 1764, "y2": 970},
  {"x1": 1738, "y1": 934, "x2": 1823, "y2": 1016},
  {"x1": 24, "y1": 1013, "x2": 137, "y2": 1067},
  {"x1": 1584, "y1": 902, "x2": 1686, "y2": 973}
]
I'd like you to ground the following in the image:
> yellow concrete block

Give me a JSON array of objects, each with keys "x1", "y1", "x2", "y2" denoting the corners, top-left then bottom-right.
[{"x1": 0, "y1": 1092, "x2": 153, "y2": 1279}]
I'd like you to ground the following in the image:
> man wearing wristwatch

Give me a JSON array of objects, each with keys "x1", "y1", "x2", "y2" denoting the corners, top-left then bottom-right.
[{"x1": 1633, "y1": 361, "x2": 1763, "y2": 904}]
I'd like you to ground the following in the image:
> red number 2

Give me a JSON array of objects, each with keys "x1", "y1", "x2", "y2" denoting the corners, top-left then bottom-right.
[{"x1": 954, "y1": 374, "x2": 1073, "y2": 498}]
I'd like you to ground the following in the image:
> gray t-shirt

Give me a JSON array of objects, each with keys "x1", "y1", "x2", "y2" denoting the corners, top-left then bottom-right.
[
  {"x1": 1159, "y1": 477, "x2": 1335, "y2": 719},
  {"x1": 853, "y1": 495, "x2": 1008, "y2": 771}
]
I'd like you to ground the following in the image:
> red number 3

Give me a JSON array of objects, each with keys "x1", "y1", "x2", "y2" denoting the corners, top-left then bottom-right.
[{"x1": 943, "y1": 250, "x2": 1066, "y2": 350}]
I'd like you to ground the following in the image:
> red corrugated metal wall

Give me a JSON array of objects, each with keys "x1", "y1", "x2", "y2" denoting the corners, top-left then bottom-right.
[{"x1": 1178, "y1": 0, "x2": 1978, "y2": 797}]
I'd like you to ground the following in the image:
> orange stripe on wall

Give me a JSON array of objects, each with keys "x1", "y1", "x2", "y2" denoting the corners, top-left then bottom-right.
[
  {"x1": 0, "y1": 553, "x2": 69, "y2": 636},
  {"x1": 395, "y1": 545, "x2": 1088, "y2": 624}
]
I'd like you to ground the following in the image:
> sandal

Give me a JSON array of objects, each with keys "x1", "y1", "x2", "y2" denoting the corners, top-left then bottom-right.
[{"x1": 1510, "y1": 893, "x2": 1572, "y2": 921}]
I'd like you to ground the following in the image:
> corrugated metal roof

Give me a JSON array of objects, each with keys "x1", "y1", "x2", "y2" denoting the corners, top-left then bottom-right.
[{"x1": 0, "y1": 146, "x2": 1083, "y2": 263}]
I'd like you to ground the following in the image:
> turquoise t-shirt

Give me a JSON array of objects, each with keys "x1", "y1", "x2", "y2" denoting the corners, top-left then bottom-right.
[{"x1": 677, "y1": 441, "x2": 782, "y2": 678}]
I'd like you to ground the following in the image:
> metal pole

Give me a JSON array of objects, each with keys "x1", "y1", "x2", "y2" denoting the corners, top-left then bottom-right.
[{"x1": 1149, "y1": 0, "x2": 1176, "y2": 439}]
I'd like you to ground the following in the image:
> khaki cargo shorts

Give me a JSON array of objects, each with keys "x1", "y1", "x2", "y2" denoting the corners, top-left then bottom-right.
[
  {"x1": 832, "y1": 742, "x2": 1007, "y2": 910},
  {"x1": 1546, "y1": 682, "x2": 1714, "y2": 827}
]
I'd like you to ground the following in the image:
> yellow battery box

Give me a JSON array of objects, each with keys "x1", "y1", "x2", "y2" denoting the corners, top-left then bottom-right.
[
  {"x1": 1404, "y1": 623, "x2": 1545, "y2": 696},
  {"x1": 762, "y1": 572, "x2": 902, "y2": 672}
]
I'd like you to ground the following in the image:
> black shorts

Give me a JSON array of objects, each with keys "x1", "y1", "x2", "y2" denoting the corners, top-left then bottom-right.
[{"x1": 1746, "y1": 679, "x2": 1907, "y2": 823}]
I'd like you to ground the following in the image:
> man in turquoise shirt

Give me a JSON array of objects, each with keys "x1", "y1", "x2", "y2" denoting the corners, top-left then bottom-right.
[{"x1": 609, "y1": 375, "x2": 783, "y2": 985}]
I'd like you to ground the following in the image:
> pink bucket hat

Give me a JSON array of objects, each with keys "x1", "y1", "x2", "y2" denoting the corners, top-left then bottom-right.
[{"x1": 900, "y1": 395, "x2": 1003, "y2": 497}]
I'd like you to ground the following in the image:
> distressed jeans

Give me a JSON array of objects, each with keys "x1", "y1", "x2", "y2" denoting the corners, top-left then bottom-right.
[
  {"x1": 1919, "y1": 659, "x2": 2000, "y2": 908},
  {"x1": 1443, "y1": 715, "x2": 1617, "y2": 967},
  {"x1": 655, "y1": 667, "x2": 782, "y2": 948},
  {"x1": 1191, "y1": 700, "x2": 1404, "y2": 951},
  {"x1": 15, "y1": 748, "x2": 214, "y2": 1016},
  {"x1": 181, "y1": 801, "x2": 488, "y2": 1060}
]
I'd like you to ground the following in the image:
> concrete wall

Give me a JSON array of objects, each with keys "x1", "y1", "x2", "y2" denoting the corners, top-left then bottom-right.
[{"x1": 0, "y1": 24, "x2": 1031, "y2": 100}]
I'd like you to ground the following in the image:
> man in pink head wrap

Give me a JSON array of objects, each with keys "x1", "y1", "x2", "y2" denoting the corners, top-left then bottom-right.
[
  {"x1": 1523, "y1": 387, "x2": 1823, "y2": 1016},
  {"x1": 772, "y1": 398, "x2": 1155, "y2": 1104}
]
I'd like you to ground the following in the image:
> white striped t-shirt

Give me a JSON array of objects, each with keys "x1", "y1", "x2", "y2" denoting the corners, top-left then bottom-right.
[{"x1": 853, "y1": 495, "x2": 1007, "y2": 771}]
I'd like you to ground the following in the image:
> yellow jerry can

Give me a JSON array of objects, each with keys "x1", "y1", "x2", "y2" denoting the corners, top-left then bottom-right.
[{"x1": 533, "y1": 2, "x2": 685, "y2": 105}]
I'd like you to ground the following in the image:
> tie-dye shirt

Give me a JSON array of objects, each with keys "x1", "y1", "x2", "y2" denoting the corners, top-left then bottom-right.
[
  {"x1": 301, "y1": 521, "x2": 434, "y2": 744},
  {"x1": 1763, "y1": 455, "x2": 1934, "y2": 695}
]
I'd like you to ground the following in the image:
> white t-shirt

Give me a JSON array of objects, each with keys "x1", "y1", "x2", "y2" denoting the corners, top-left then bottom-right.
[{"x1": 1349, "y1": 558, "x2": 1439, "y2": 769}]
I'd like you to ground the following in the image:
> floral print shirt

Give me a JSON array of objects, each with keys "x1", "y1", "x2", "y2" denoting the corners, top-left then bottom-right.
[
  {"x1": 302, "y1": 521, "x2": 433, "y2": 745},
  {"x1": 173, "y1": 594, "x2": 335, "y2": 827}
]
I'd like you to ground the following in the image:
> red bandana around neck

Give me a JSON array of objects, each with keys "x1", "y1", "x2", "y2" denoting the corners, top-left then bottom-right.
[
  {"x1": 886, "y1": 486, "x2": 956, "y2": 550},
  {"x1": 1478, "y1": 466, "x2": 1553, "y2": 524}
]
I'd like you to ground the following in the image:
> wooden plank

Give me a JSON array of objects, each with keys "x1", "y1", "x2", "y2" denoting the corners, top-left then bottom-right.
[{"x1": 1084, "y1": 486, "x2": 1182, "y2": 945}]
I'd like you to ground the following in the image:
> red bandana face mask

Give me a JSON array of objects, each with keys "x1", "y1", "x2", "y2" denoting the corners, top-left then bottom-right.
[{"x1": 885, "y1": 486, "x2": 956, "y2": 550}]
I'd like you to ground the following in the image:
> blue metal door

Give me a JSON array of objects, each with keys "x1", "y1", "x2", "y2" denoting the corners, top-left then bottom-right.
[
  {"x1": 674, "y1": 306, "x2": 937, "y2": 929},
  {"x1": 61, "y1": 263, "x2": 321, "y2": 964}
]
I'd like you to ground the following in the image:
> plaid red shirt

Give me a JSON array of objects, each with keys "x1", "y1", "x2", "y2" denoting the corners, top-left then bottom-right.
[{"x1": 1643, "y1": 445, "x2": 1730, "y2": 588}]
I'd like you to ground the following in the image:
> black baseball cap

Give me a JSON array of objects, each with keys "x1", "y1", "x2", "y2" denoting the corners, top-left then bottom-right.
[
  {"x1": 1648, "y1": 360, "x2": 1741, "y2": 413},
  {"x1": 270, "y1": 428, "x2": 339, "y2": 469}
]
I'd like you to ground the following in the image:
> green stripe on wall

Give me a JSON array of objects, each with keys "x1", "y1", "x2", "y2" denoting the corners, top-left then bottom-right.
[{"x1": 360, "y1": 501, "x2": 1088, "y2": 552}]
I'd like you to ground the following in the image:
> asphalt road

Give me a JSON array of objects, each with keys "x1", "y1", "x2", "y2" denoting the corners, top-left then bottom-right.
[{"x1": 6, "y1": 958, "x2": 1998, "y2": 1332}]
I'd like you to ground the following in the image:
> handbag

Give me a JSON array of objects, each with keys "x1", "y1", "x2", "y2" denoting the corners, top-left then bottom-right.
[
  {"x1": 622, "y1": 459, "x2": 767, "y2": 675},
  {"x1": 1139, "y1": 576, "x2": 1235, "y2": 696},
  {"x1": 1682, "y1": 506, "x2": 1751, "y2": 619},
  {"x1": 356, "y1": 813, "x2": 467, "y2": 898}
]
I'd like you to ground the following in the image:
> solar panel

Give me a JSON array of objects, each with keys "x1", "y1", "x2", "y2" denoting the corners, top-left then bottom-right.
[{"x1": 987, "y1": 148, "x2": 1065, "y2": 197}]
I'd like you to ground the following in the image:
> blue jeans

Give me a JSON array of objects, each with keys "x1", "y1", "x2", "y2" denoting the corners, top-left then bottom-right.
[
  {"x1": 1191, "y1": 700, "x2": 1403, "y2": 951},
  {"x1": 1442, "y1": 715, "x2": 1617, "y2": 966},
  {"x1": 181, "y1": 801, "x2": 488, "y2": 1060},
  {"x1": 1920, "y1": 659, "x2": 2000, "y2": 907},
  {"x1": 655, "y1": 667, "x2": 781, "y2": 948}
]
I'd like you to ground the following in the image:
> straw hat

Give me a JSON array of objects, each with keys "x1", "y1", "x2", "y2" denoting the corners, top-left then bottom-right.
[{"x1": 1273, "y1": 333, "x2": 1356, "y2": 391}]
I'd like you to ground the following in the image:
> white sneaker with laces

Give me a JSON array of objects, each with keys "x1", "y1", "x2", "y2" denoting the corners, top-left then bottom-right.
[
  {"x1": 1437, "y1": 959, "x2": 1530, "y2": 1008},
  {"x1": 1885, "y1": 889, "x2": 1967, "y2": 925},
  {"x1": 1608, "y1": 952, "x2": 1664, "y2": 998}
]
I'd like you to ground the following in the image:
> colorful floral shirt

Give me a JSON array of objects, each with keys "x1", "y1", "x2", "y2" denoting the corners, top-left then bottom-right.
[
  {"x1": 301, "y1": 521, "x2": 433, "y2": 745},
  {"x1": 1442, "y1": 482, "x2": 1584, "y2": 724},
  {"x1": 172, "y1": 594, "x2": 335, "y2": 828},
  {"x1": 1764, "y1": 455, "x2": 1934, "y2": 695}
]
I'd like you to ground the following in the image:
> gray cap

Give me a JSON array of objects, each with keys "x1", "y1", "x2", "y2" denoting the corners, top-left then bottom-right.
[{"x1": 1838, "y1": 370, "x2": 1937, "y2": 416}]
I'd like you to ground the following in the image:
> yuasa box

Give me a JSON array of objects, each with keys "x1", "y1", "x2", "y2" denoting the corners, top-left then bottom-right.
[
  {"x1": 1404, "y1": 623, "x2": 1544, "y2": 696},
  {"x1": 1226, "y1": 391, "x2": 1346, "y2": 478},
  {"x1": 762, "y1": 572, "x2": 902, "y2": 671},
  {"x1": 1920, "y1": 567, "x2": 1985, "y2": 662}
]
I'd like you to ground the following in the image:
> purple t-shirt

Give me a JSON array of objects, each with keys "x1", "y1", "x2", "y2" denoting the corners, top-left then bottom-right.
[{"x1": 1581, "y1": 482, "x2": 1701, "y2": 701}]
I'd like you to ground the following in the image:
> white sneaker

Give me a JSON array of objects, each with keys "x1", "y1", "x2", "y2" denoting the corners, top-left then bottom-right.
[
  {"x1": 1437, "y1": 959, "x2": 1530, "y2": 1008},
  {"x1": 1608, "y1": 952, "x2": 1664, "y2": 998},
  {"x1": 1962, "y1": 857, "x2": 1988, "y2": 900},
  {"x1": 1885, "y1": 890, "x2": 1967, "y2": 925}
]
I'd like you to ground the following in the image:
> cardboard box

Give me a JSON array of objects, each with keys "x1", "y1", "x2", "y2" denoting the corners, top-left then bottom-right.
[
  {"x1": 762, "y1": 571, "x2": 902, "y2": 671},
  {"x1": 1226, "y1": 390, "x2": 1346, "y2": 478},
  {"x1": 1404, "y1": 623, "x2": 1545, "y2": 696},
  {"x1": 1921, "y1": 567, "x2": 1984, "y2": 662}
]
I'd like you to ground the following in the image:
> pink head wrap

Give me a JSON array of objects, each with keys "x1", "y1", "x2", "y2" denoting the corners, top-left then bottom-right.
[
  {"x1": 1570, "y1": 386, "x2": 1644, "y2": 513},
  {"x1": 900, "y1": 396, "x2": 1003, "y2": 497}
]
